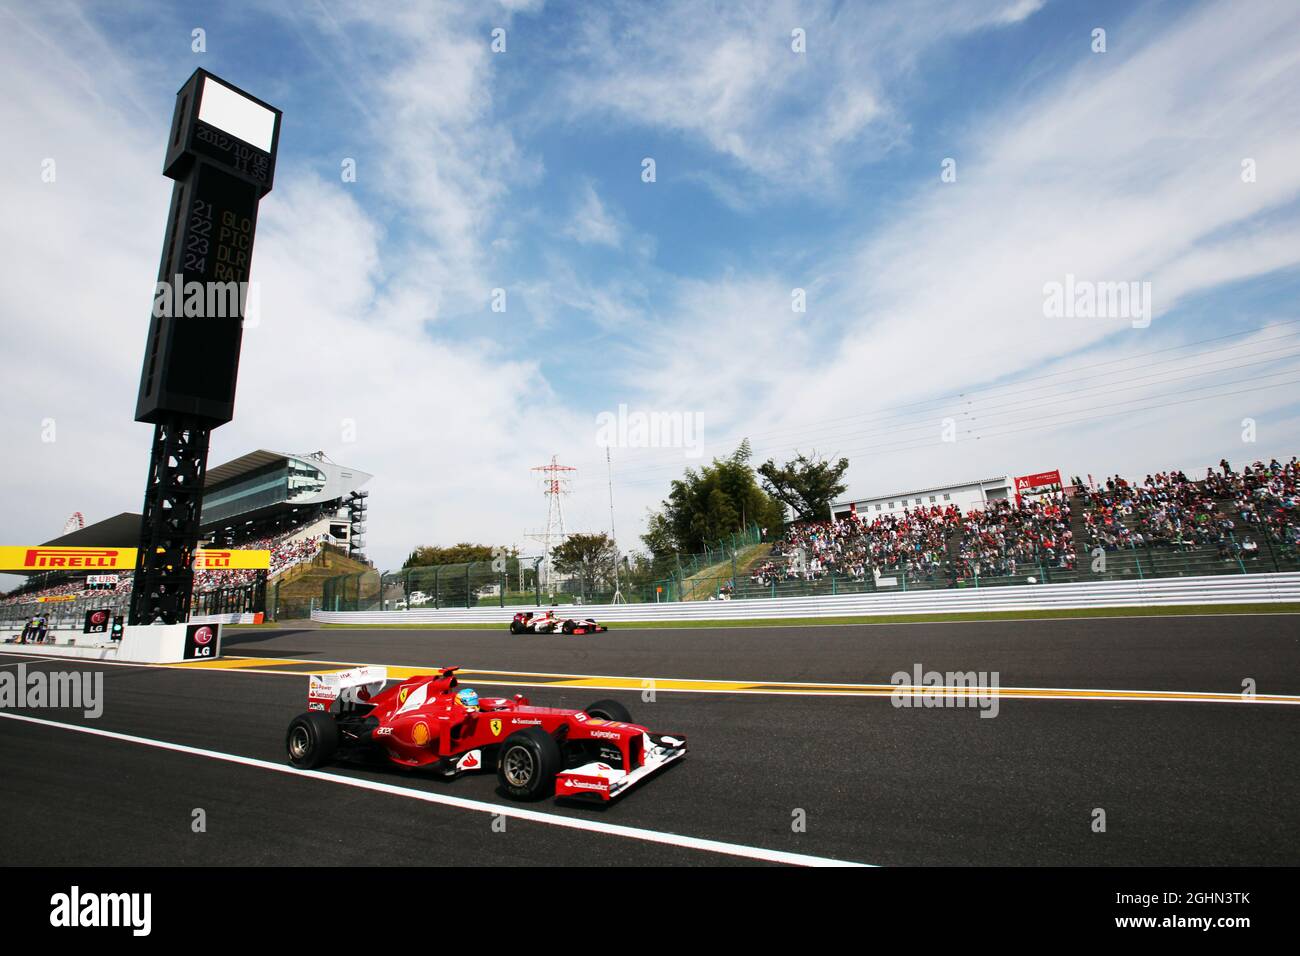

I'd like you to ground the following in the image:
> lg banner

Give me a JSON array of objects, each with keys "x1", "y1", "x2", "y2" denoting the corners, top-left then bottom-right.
[{"x1": 183, "y1": 624, "x2": 219, "y2": 659}]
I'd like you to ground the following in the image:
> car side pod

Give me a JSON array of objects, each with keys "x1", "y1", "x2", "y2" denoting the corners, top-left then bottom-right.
[{"x1": 555, "y1": 732, "x2": 688, "y2": 801}]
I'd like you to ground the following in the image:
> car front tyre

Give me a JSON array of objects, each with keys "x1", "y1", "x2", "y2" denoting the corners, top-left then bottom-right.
[
  {"x1": 497, "y1": 726, "x2": 562, "y2": 800},
  {"x1": 583, "y1": 698, "x2": 632, "y2": 723}
]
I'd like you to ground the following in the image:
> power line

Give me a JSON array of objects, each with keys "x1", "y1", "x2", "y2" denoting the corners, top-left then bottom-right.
[
  {"x1": 607, "y1": 376, "x2": 1300, "y2": 489},
  {"x1": 589, "y1": 345, "x2": 1300, "y2": 484},
  {"x1": 606, "y1": 325, "x2": 1300, "y2": 466}
]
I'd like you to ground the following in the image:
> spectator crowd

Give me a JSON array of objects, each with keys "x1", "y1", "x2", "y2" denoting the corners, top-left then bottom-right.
[
  {"x1": 1076, "y1": 457, "x2": 1298, "y2": 562},
  {"x1": 759, "y1": 456, "x2": 1297, "y2": 588},
  {"x1": 762, "y1": 494, "x2": 1074, "y2": 587}
]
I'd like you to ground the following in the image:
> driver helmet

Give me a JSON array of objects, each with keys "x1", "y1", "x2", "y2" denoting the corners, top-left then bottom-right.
[{"x1": 456, "y1": 687, "x2": 480, "y2": 711}]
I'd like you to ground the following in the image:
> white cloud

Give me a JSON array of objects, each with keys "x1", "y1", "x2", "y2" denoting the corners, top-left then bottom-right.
[
  {"x1": 994, "y1": 0, "x2": 1046, "y2": 25},
  {"x1": 0, "y1": 1, "x2": 581, "y2": 576},
  {"x1": 275, "y1": 0, "x2": 544, "y2": 325},
  {"x1": 563, "y1": 181, "x2": 623, "y2": 247},
  {"x1": 558, "y1": 0, "x2": 1048, "y2": 190},
  {"x1": 2, "y1": 0, "x2": 1298, "y2": 590},
  {"x1": 605, "y1": 0, "x2": 1300, "y2": 505}
]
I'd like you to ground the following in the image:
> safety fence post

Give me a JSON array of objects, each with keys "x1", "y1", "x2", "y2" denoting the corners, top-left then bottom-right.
[{"x1": 1262, "y1": 534, "x2": 1280, "y2": 572}]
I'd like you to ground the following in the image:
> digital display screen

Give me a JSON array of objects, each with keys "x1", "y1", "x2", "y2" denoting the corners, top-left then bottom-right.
[{"x1": 197, "y1": 76, "x2": 276, "y2": 152}]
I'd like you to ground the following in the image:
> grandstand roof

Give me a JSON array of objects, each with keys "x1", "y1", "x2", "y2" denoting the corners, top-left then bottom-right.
[
  {"x1": 204, "y1": 448, "x2": 288, "y2": 488},
  {"x1": 8, "y1": 449, "x2": 370, "y2": 575},
  {"x1": 0, "y1": 512, "x2": 146, "y2": 578},
  {"x1": 42, "y1": 512, "x2": 142, "y2": 548}
]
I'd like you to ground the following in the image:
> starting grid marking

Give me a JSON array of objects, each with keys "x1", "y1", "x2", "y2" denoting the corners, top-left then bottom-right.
[{"x1": 160, "y1": 656, "x2": 1300, "y2": 706}]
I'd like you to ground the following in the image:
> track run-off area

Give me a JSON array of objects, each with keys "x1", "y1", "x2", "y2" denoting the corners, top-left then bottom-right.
[{"x1": 2, "y1": 611, "x2": 1298, "y2": 866}]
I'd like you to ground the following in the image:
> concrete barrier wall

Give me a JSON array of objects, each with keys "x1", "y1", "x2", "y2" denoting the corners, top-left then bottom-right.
[{"x1": 311, "y1": 572, "x2": 1300, "y2": 625}]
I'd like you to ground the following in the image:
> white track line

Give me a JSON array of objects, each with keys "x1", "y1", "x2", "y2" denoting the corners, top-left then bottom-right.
[
  {"x1": 0, "y1": 650, "x2": 163, "y2": 670},
  {"x1": 0, "y1": 656, "x2": 52, "y2": 670},
  {"x1": 0, "y1": 710, "x2": 869, "y2": 868}
]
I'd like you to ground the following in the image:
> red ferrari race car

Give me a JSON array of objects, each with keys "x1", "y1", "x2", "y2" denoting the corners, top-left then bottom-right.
[
  {"x1": 509, "y1": 610, "x2": 607, "y2": 635},
  {"x1": 285, "y1": 665, "x2": 685, "y2": 801}
]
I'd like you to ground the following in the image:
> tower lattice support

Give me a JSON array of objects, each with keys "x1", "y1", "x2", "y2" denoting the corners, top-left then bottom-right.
[
  {"x1": 128, "y1": 416, "x2": 212, "y2": 624},
  {"x1": 526, "y1": 456, "x2": 576, "y2": 595}
]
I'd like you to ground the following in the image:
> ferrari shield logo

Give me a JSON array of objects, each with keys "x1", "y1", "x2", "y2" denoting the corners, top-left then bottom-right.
[
  {"x1": 490, "y1": 719, "x2": 503, "y2": 737},
  {"x1": 398, "y1": 686, "x2": 410, "y2": 704}
]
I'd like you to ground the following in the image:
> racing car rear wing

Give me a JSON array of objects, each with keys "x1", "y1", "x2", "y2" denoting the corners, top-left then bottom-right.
[{"x1": 308, "y1": 666, "x2": 388, "y2": 712}]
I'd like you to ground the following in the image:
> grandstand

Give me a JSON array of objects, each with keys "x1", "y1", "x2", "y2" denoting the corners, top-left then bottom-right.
[
  {"x1": 743, "y1": 456, "x2": 1299, "y2": 599},
  {"x1": 1, "y1": 449, "x2": 373, "y2": 621},
  {"x1": 201, "y1": 449, "x2": 371, "y2": 557}
]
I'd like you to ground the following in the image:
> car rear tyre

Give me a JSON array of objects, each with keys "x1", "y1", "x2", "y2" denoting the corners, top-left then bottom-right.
[
  {"x1": 497, "y1": 726, "x2": 561, "y2": 800},
  {"x1": 583, "y1": 698, "x2": 632, "y2": 723},
  {"x1": 286, "y1": 712, "x2": 339, "y2": 769},
  {"x1": 509, "y1": 621, "x2": 525, "y2": 634}
]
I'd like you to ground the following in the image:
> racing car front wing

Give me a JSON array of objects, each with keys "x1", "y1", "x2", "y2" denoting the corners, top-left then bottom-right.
[{"x1": 555, "y1": 732, "x2": 687, "y2": 801}]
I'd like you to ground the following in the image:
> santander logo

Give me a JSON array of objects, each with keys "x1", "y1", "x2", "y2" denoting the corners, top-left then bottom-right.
[{"x1": 457, "y1": 751, "x2": 481, "y2": 770}]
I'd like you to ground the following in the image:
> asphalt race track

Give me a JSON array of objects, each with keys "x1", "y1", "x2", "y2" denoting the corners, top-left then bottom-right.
[{"x1": 2, "y1": 613, "x2": 1298, "y2": 867}]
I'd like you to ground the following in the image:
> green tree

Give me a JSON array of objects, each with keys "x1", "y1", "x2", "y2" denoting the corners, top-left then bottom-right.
[
  {"x1": 639, "y1": 510, "x2": 678, "y2": 572},
  {"x1": 550, "y1": 533, "x2": 617, "y2": 591},
  {"x1": 758, "y1": 452, "x2": 851, "y2": 522},
  {"x1": 642, "y1": 440, "x2": 786, "y2": 555},
  {"x1": 403, "y1": 543, "x2": 498, "y2": 568}
]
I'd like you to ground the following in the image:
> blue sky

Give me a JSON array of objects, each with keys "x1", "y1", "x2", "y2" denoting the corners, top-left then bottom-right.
[{"x1": 2, "y1": 0, "x2": 1299, "y2": 574}]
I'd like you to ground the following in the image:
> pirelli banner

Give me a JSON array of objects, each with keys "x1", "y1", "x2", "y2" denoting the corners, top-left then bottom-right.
[
  {"x1": 192, "y1": 550, "x2": 272, "y2": 570},
  {"x1": 0, "y1": 546, "x2": 271, "y2": 572}
]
